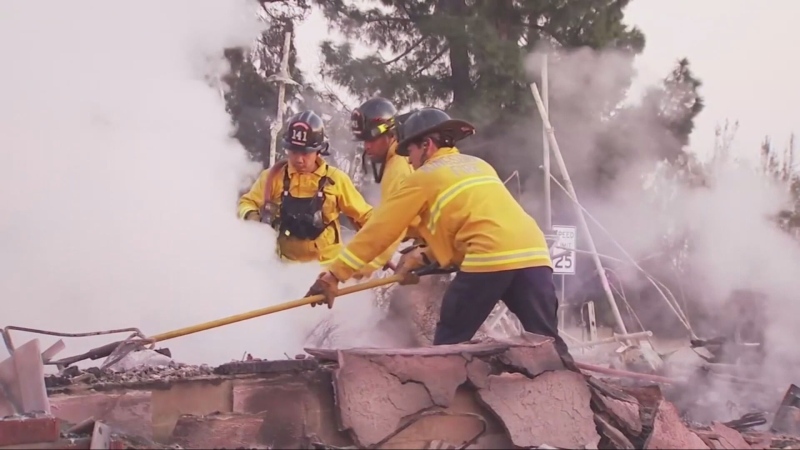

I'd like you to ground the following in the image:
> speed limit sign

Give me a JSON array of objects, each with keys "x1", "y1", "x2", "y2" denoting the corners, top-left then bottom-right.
[{"x1": 551, "y1": 225, "x2": 577, "y2": 275}]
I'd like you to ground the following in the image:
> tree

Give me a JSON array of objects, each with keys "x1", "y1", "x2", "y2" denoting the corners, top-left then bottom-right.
[
  {"x1": 314, "y1": 0, "x2": 645, "y2": 125},
  {"x1": 763, "y1": 133, "x2": 800, "y2": 234},
  {"x1": 312, "y1": 0, "x2": 650, "y2": 212},
  {"x1": 222, "y1": 1, "x2": 311, "y2": 166},
  {"x1": 590, "y1": 58, "x2": 705, "y2": 193}
]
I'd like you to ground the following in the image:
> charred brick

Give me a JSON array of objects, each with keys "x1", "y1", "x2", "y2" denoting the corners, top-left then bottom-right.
[
  {"x1": 214, "y1": 359, "x2": 318, "y2": 376},
  {"x1": 0, "y1": 415, "x2": 60, "y2": 447}
]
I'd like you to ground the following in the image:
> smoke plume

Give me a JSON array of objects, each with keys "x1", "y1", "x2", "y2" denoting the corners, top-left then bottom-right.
[
  {"x1": 524, "y1": 46, "x2": 800, "y2": 419},
  {"x1": 0, "y1": 0, "x2": 389, "y2": 368}
]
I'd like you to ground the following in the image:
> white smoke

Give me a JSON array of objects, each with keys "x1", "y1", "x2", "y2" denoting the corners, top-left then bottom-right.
[
  {"x1": 0, "y1": 0, "x2": 386, "y2": 368},
  {"x1": 681, "y1": 163, "x2": 800, "y2": 381},
  {"x1": 525, "y1": 46, "x2": 800, "y2": 419}
]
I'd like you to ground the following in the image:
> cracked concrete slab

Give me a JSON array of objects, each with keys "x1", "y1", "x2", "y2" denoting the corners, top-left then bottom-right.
[
  {"x1": 694, "y1": 422, "x2": 753, "y2": 449},
  {"x1": 368, "y1": 354, "x2": 467, "y2": 407},
  {"x1": 645, "y1": 400, "x2": 709, "y2": 449},
  {"x1": 465, "y1": 358, "x2": 492, "y2": 389},
  {"x1": 333, "y1": 340, "x2": 514, "y2": 358},
  {"x1": 595, "y1": 414, "x2": 635, "y2": 449},
  {"x1": 497, "y1": 340, "x2": 565, "y2": 376},
  {"x1": 378, "y1": 411, "x2": 487, "y2": 449},
  {"x1": 477, "y1": 371, "x2": 600, "y2": 449},
  {"x1": 333, "y1": 337, "x2": 570, "y2": 448},
  {"x1": 591, "y1": 386, "x2": 643, "y2": 436},
  {"x1": 335, "y1": 350, "x2": 440, "y2": 447}
]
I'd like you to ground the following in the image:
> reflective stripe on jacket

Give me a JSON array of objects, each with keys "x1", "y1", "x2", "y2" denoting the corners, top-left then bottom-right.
[
  {"x1": 329, "y1": 147, "x2": 551, "y2": 281},
  {"x1": 237, "y1": 156, "x2": 373, "y2": 263}
]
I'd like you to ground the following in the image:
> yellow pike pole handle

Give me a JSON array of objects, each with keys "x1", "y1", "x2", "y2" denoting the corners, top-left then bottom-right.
[
  {"x1": 150, "y1": 274, "x2": 405, "y2": 343},
  {"x1": 50, "y1": 265, "x2": 456, "y2": 367}
]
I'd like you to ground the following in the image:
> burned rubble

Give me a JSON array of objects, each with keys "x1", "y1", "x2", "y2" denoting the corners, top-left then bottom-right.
[
  {"x1": 45, "y1": 361, "x2": 217, "y2": 391},
  {"x1": 3, "y1": 334, "x2": 800, "y2": 449}
]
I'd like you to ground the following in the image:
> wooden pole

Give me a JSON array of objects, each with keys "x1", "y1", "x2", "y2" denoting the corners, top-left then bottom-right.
[
  {"x1": 268, "y1": 31, "x2": 292, "y2": 168},
  {"x1": 530, "y1": 83, "x2": 630, "y2": 336},
  {"x1": 542, "y1": 54, "x2": 552, "y2": 231}
]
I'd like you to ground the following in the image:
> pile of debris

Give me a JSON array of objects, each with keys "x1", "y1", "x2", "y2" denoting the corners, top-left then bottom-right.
[
  {"x1": 45, "y1": 360, "x2": 216, "y2": 389},
  {"x1": 3, "y1": 333, "x2": 800, "y2": 449}
]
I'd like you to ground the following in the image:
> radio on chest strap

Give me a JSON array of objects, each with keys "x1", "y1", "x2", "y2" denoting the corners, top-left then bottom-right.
[{"x1": 274, "y1": 165, "x2": 334, "y2": 240}]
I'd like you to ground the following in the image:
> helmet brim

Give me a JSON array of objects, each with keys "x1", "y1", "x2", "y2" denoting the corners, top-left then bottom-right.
[
  {"x1": 282, "y1": 139, "x2": 328, "y2": 153},
  {"x1": 351, "y1": 125, "x2": 394, "y2": 142},
  {"x1": 396, "y1": 119, "x2": 476, "y2": 156}
]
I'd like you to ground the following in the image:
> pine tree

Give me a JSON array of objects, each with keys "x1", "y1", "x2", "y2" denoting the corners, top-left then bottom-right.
[
  {"x1": 591, "y1": 58, "x2": 705, "y2": 192},
  {"x1": 313, "y1": 0, "x2": 645, "y2": 123}
]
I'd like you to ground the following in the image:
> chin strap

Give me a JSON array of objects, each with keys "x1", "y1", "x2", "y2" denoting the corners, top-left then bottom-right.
[{"x1": 361, "y1": 148, "x2": 387, "y2": 183}]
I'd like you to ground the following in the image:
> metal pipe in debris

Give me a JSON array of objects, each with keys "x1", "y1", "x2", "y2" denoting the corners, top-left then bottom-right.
[{"x1": 572, "y1": 331, "x2": 653, "y2": 349}]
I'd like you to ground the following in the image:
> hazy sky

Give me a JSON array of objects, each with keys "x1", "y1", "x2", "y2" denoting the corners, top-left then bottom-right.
[
  {"x1": 626, "y1": 0, "x2": 799, "y2": 162},
  {"x1": 296, "y1": 1, "x2": 799, "y2": 163}
]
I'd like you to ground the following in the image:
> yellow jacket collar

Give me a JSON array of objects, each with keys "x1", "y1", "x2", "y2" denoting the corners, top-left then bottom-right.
[
  {"x1": 426, "y1": 146, "x2": 460, "y2": 164},
  {"x1": 386, "y1": 140, "x2": 402, "y2": 163},
  {"x1": 286, "y1": 156, "x2": 328, "y2": 177}
]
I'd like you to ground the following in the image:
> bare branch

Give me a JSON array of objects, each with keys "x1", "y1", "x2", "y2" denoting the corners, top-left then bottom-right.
[
  {"x1": 412, "y1": 48, "x2": 446, "y2": 77},
  {"x1": 364, "y1": 16, "x2": 412, "y2": 24},
  {"x1": 317, "y1": 72, "x2": 354, "y2": 111},
  {"x1": 503, "y1": 170, "x2": 521, "y2": 198},
  {"x1": 383, "y1": 36, "x2": 427, "y2": 65}
]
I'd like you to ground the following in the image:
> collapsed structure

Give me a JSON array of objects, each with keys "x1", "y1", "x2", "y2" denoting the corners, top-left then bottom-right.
[
  {"x1": 2, "y1": 332, "x2": 799, "y2": 449},
  {"x1": 1, "y1": 66, "x2": 798, "y2": 450}
]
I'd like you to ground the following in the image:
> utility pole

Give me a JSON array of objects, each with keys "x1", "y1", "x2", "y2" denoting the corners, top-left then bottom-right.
[
  {"x1": 267, "y1": 31, "x2": 295, "y2": 168},
  {"x1": 542, "y1": 54, "x2": 552, "y2": 231},
  {"x1": 531, "y1": 83, "x2": 630, "y2": 336}
]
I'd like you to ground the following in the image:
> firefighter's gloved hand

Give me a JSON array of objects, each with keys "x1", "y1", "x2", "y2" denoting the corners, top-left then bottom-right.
[
  {"x1": 398, "y1": 271, "x2": 421, "y2": 286},
  {"x1": 244, "y1": 211, "x2": 261, "y2": 222},
  {"x1": 397, "y1": 245, "x2": 431, "y2": 284},
  {"x1": 260, "y1": 205, "x2": 275, "y2": 224},
  {"x1": 306, "y1": 271, "x2": 339, "y2": 309}
]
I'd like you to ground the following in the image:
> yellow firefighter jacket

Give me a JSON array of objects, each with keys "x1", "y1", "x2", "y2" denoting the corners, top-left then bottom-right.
[
  {"x1": 360, "y1": 141, "x2": 419, "y2": 274},
  {"x1": 329, "y1": 147, "x2": 552, "y2": 282},
  {"x1": 238, "y1": 156, "x2": 373, "y2": 264}
]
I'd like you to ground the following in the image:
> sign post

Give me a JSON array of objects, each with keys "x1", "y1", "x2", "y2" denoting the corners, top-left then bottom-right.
[{"x1": 551, "y1": 225, "x2": 576, "y2": 330}]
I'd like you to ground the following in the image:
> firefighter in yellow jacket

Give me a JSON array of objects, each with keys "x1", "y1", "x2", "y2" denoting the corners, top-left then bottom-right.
[
  {"x1": 238, "y1": 110, "x2": 373, "y2": 265},
  {"x1": 305, "y1": 107, "x2": 573, "y2": 361},
  {"x1": 348, "y1": 97, "x2": 418, "y2": 277}
]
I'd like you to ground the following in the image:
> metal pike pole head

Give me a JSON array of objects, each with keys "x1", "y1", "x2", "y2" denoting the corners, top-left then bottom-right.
[{"x1": 99, "y1": 337, "x2": 154, "y2": 371}]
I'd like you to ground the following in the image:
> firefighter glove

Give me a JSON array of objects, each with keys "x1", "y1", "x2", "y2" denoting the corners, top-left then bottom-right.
[
  {"x1": 396, "y1": 245, "x2": 431, "y2": 284},
  {"x1": 306, "y1": 271, "x2": 339, "y2": 309},
  {"x1": 244, "y1": 210, "x2": 261, "y2": 222}
]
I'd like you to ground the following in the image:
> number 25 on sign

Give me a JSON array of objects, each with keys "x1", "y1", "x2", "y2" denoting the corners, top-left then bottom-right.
[{"x1": 551, "y1": 225, "x2": 577, "y2": 275}]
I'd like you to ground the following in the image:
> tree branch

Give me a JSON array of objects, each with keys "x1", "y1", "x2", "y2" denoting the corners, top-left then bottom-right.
[
  {"x1": 413, "y1": 48, "x2": 447, "y2": 77},
  {"x1": 383, "y1": 36, "x2": 427, "y2": 65},
  {"x1": 364, "y1": 16, "x2": 412, "y2": 24}
]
